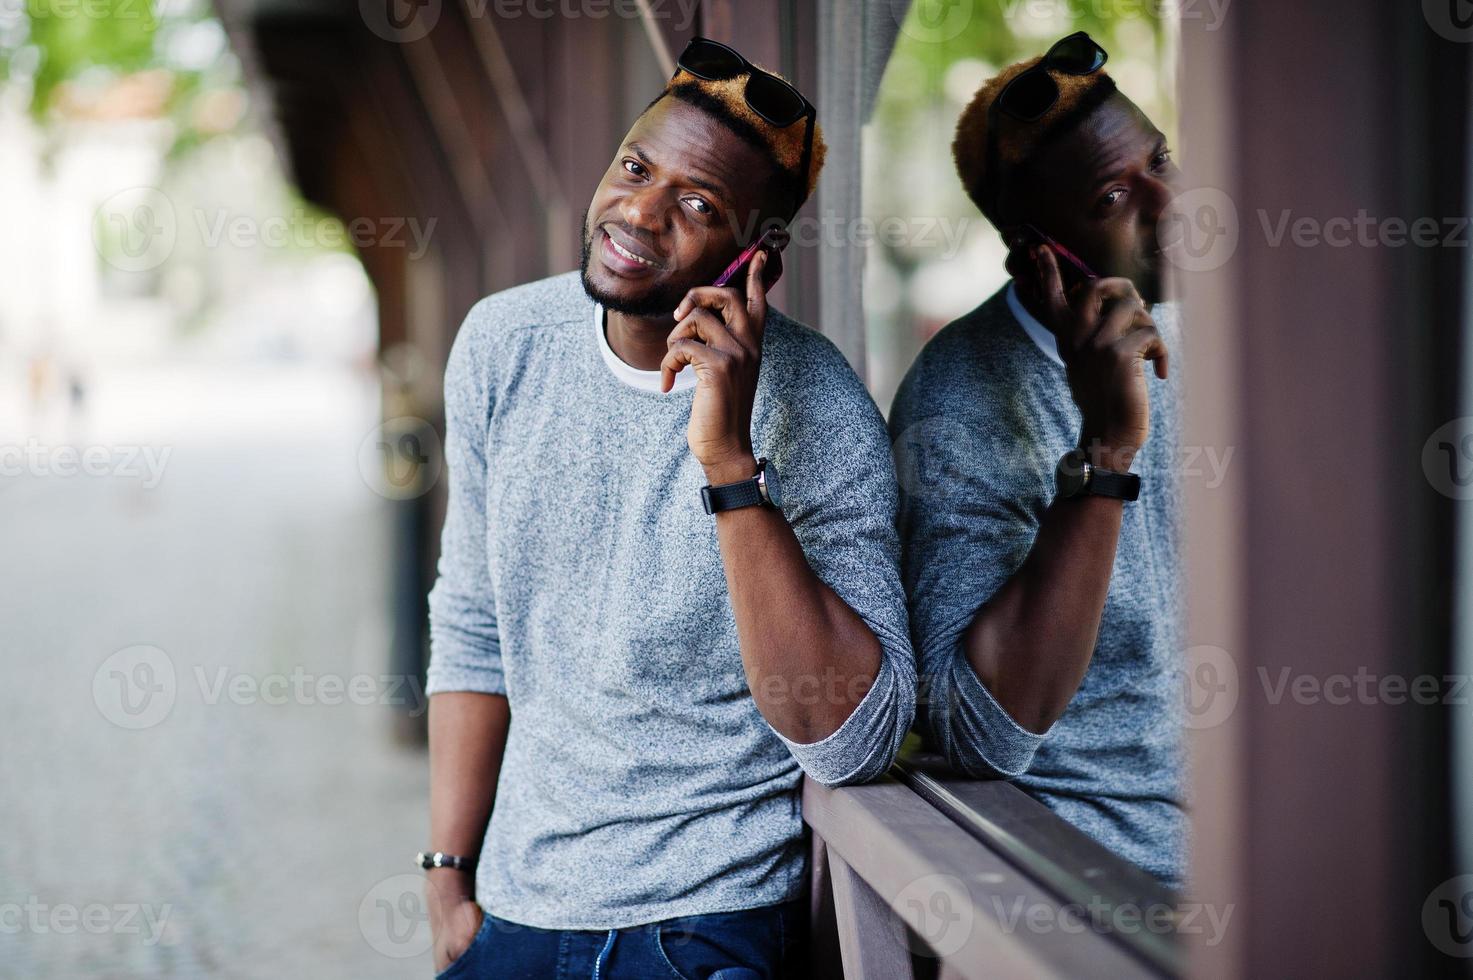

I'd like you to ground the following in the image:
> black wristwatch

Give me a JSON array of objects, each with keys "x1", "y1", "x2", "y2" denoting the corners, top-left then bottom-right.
[
  {"x1": 416, "y1": 851, "x2": 477, "y2": 873},
  {"x1": 701, "y1": 457, "x2": 782, "y2": 514},
  {"x1": 1055, "y1": 449, "x2": 1140, "y2": 501}
]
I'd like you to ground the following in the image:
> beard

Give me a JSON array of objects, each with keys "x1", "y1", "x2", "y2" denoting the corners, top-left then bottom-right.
[{"x1": 578, "y1": 208, "x2": 698, "y2": 317}]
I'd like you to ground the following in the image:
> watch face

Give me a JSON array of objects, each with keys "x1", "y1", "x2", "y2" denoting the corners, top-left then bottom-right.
[
  {"x1": 759, "y1": 458, "x2": 782, "y2": 508},
  {"x1": 1055, "y1": 450, "x2": 1090, "y2": 498}
]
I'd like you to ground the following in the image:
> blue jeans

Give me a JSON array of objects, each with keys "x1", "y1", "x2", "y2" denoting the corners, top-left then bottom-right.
[{"x1": 433, "y1": 899, "x2": 807, "y2": 980}]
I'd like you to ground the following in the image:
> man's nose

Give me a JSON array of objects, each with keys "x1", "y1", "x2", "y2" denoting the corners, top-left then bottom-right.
[
  {"x1": 1140, "y1": 174, "x2": 1175, "y2": 228},
  {"x1": 621, "y1": 186, "x2": 671, "y2": 234}
]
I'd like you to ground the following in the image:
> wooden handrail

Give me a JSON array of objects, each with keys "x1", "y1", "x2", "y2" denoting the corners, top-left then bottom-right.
[
  {"x1": 803, "y1": 772, "x2": 1168, "y2": 979},
  {"x1": 892, "y1": 754, "x2": 1184, "y2": 976}
]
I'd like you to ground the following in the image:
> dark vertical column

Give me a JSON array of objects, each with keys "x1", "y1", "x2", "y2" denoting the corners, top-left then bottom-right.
[{"x1": 1180, "y1": 2, "x2": 1467, "y2": 976}]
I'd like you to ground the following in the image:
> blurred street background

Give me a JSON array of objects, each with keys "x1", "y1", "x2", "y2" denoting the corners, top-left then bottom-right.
[
  {"x1": 1, "y1": 362, "x2": 434, "y2": 976},
  {"x1": 1, "y1": 2, "x2": 441, "y2": 974}
]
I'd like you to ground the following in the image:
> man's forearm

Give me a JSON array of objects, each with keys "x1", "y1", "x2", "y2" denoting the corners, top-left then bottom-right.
[
  {"x1": 962, "y1": 495, "x2": 1123, "y2": 733},
  {"x1": 706, "y1": 460, "x2": 883, "y2": 744},
  {"x1": 427, "y1": 692, "x2": 510, "y2": 899}
]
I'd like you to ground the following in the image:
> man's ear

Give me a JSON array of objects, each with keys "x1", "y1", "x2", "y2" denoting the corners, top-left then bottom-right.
[
  {"x1": 1003, "y1": 246, "x2": 1029, "y2": 283},
  {"x1": 758, "y1": 224, "x2": 790, "y2": 290},
  {"x1": 1002, "y1": 228, "x2": 1031, "y2": 282},
  {"x1": 1002, "y1": 227, "x2": 1042, "y2": 304}
]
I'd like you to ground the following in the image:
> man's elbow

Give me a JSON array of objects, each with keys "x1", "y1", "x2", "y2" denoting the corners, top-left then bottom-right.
[
  {"x1": 801, "y1": 742, "x2": 898, "y2": 788},
  {"x1": 924, "y1": 671, "x2": 1044, "y2": 781},
  {"x1": 790, "y1": 668, "x2": 914, "y2": 787}
]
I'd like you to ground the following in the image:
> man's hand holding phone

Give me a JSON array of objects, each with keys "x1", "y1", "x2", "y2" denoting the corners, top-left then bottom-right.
[
  {"x1": 662, "y1": 247, "x2": 772, "y2": 486},
  {"x1": 1026, "y1": 243, "x2": 1168, "y2": 475},
  {"x1": 713, "y1": 227, "x2": 784, "y2": 291}
]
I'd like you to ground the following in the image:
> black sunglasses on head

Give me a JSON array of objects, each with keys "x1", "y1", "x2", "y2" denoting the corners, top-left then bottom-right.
[
  {"x1": 673, "y1": 37, "x2": 817, "y2": 214},
  {"x1": 983, "y1": 32, "x2": 1108, "y2": 218}
]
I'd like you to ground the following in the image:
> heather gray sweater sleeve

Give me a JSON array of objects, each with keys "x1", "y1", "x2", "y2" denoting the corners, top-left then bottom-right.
[
  {"x1": 894, "y1": 289, "x2": 1187, "y2": 885},
  {"x1": 889, "y1": 330, "x2": 1056, "y2": 779},
  {"x1": 759, "y1": 337, "x2": 917, "y2": 786},
  {"x1": 425, "y1": 307, "x2": 505, "y2": 696}
]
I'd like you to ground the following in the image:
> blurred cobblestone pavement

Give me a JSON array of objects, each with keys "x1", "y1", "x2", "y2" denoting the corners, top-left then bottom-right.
[{"x1": 1, "y1": 363, "x2": 436, "y2": 978}]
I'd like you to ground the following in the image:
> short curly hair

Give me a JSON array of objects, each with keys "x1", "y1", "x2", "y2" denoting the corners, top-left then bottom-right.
[
  {"x1": 643, "y1": 65, "x2": 827, "y2": 216},
  {"x1": 953, "y1": 54, "x2": 1117, "y2": 227}
]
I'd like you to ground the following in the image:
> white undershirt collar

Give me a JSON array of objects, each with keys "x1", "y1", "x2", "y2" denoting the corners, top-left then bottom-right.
[
  {"x1": 1005, "y1": 281, "x2": 1066, "y2": 368},
  {"x1": 1004, "y1": 281, "x2": 1143, "y2": 474},
  {"x1": 594, "y1": 302, "x2": 697, "y2": 393}
]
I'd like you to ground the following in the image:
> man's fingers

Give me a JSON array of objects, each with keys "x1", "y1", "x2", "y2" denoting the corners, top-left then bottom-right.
[
  {"x1": 1089, "y1": 297, "x2": 1152, "y2": 350},
  {"x1": 1114, "y1": 325, "x2": 1169, "y2": 380},
  {"x1": 674, "y1": 264, "x2": 765, "y2": 348},
  {"x1": 667, "y1": 309, "x2": 741, "y2": 354},
  {"x1": 1091, "y1": 277, "x2": 1143, "y2": 303},
  {"x1": 1072, "y1": 277, "x2": 1149, "y2": 349},
  {"x1": 1035, "y1": 246, "x2": 1072, "y2": 332},
  {"x1": 745, "y1": 249, "x2": 770, "y2": 340},
  {"x1": 660, "y1": 338, "x2": 722, "y2": 392},
  {"x1": 1149, "y1": 335, "x2": 1169, "y2": 380},
  {"x1": 674, "y1": 285, "x2": 741, "y2": 324}
]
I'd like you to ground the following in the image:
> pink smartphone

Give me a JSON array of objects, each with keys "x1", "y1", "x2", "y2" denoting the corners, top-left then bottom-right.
[
  {"x1": 713, "y1": 228, "x2": 782, "y2": 288},
  {"x1": 1018, "y1": 223, "x2": 1098, "y2": 284}
]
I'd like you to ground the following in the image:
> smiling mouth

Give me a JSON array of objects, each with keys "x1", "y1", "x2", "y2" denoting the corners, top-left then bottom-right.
[
  {"x1": 601, "y1": 226, "x2": 664, "y2": 271},
  {"x1": 609, "y1": 236, "x2": 659, "y2": 268}
]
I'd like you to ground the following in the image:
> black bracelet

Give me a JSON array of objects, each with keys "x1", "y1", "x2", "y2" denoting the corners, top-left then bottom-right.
[{"x1": 416, "y1": 851, "x2": 477, "y2": 872}]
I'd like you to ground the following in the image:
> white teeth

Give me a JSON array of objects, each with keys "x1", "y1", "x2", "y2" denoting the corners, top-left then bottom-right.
[{"x1": 609, "y1": 236, "x2": 656, "y2": 267}]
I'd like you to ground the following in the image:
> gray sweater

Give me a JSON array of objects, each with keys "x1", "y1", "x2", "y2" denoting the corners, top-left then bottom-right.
[
  {"x1": 426, "y1": 271, "x2": 915, "y2": 930},
  {"x1": 889, "y1": 284, "x2": 1185, "y2": 886}
]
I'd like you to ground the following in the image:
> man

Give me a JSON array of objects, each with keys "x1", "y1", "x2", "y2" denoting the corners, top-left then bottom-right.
[
  {"x1": 423, "y1": 39, "x2": 915, "y2": 979},
  {"x1": 889, "y1": 33, "x2": 1186, "y2": 886}
]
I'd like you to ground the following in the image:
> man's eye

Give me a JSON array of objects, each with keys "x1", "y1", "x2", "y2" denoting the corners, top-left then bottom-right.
[
  {"x1": 622, "y1": 159, "x2": 646, "y2": 178},
  {"x1": 1151, "y1": 148, "x2": 1173, "y2": 173},
  {"x1": 684, "y1": 196, "x2": 713, "y2": 216},
  {"x1": 1098, "y1": 188, "x2": 1125, "y2": 210}
]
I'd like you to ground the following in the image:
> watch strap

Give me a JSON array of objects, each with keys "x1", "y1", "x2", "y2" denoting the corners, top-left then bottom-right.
[
  {"x1": 417, "y1": 851, "x2": 477, "y2": 872},
  {"x1": 1088, "y1": 467, "x2": 1141, "y2": 501},
  {"x1": 701, "y1": 476, "x2": 763, "y2": 514}
]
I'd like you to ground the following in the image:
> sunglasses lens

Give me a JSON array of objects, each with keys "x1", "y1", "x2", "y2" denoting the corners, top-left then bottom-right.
[
  {"x1": 1000, "y1": 70, "x2": 1060, "y2": 121},
  {"x1": 1049, "y1": 34, "x2": 1107, "y2": 74},
  {"x1": 744, "y1": 72, "x2": 806, "y2": 126},
  {"x1": 680, "y1": 39, "x2": 745, "y2": 80}
]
